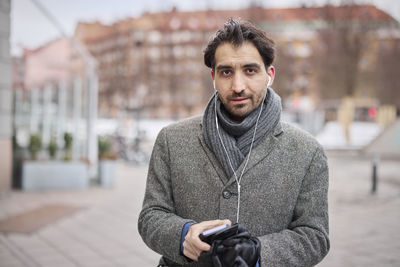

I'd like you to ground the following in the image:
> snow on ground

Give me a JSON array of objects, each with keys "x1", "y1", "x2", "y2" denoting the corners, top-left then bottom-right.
[
  {"x1": 97, "y1": 118, "x2": 383, "y2": 151},
  {"x1": 316, "y1": 121, "x2": 382, "y2": 150}
]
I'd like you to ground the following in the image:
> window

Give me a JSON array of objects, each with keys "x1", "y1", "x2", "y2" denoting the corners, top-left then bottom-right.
[{"x1": 148, "y1": 31, "x2": 162, "y2": 44}]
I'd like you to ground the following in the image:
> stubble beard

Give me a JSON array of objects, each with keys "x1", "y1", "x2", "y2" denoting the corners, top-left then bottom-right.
[{"x1": 222, "y1": 97, "x2": 254, "y2": 121}]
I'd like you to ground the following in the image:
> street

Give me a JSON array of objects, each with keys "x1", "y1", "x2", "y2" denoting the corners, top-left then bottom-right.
[{"x1": 0, "y1": 151, "x2": 399, "y2": 267}]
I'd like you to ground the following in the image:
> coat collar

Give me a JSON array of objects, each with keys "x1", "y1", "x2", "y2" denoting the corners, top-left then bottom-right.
[
  {"x1": 198, "y1": 118, "x2": 283, "y2": 186},
  {"x1": 198, "y1": 131, "x2": 227, "y2": 184}
]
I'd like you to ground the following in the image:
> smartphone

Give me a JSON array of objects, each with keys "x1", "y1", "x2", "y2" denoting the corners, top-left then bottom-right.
[{"x1": 199, "y1": 223, "x2": 239, "y2": 245}]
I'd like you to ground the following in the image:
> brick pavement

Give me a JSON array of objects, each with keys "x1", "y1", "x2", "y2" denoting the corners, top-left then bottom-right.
[
  {"x1": 0, "y1": 165, "x2": 159, "y2": 267},
  {"x1": 0, "y1": 152, "x2": 399, "y2": 267}
]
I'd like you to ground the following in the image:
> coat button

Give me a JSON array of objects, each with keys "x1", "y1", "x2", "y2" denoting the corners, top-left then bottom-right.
[{"x1": 222, "y1": 190, "x2": 232, "y2": 199}]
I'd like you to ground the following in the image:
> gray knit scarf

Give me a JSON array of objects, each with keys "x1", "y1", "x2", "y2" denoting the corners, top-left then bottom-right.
[{"x1": 203, "y1": 87, "x2": 282, "y2": 178}]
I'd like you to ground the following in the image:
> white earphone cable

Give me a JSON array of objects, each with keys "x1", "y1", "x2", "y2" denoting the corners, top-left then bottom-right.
[{"x1": 214, "y1": 77, "x2": 269, "y2": 223}]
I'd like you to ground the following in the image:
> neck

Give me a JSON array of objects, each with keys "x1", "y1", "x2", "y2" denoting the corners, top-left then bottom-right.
[
  {"x1": 229, "y1": 114, "x2": 244, "y2": 123},
  {"x1": 224, "y1": 102, "x2": 264, "y2": 124}
]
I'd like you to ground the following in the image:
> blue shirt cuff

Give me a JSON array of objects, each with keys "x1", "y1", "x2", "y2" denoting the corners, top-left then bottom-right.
[
  {"x1": 256, "y1": 258, "x2": 260, "y2": 267},
  {"x1": 180, "y1": 222, "x2": 196, "y2": 255}
]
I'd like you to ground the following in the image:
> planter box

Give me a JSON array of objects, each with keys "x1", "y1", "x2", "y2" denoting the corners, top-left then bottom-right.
[
  {"x1": 98, "y1": 160, "x2": 117, "y2": 187},
  {"x1": 22, "y1": 161, "x2": 89, "y2": 191}
]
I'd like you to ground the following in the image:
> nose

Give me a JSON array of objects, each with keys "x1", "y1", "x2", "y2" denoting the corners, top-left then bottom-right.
[{"x1": 231, "y1": 73, "x2": 245, "y2": 94}]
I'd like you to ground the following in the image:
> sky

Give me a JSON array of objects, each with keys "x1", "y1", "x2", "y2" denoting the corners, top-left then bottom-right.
[{"x1": 10, "y1": 0, "x2": 400, "y2": 56}]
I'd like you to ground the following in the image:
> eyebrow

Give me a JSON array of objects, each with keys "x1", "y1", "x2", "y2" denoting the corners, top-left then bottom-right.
[
  {"x1": 243, "y1": 63, "x2": 262, "y2": 69},
  {"x1": 216, "y1": 63, "x2": 262, "y2": 71},
  {"x1": 216, "y1": 65, "x2": 232, "y2": 71}
]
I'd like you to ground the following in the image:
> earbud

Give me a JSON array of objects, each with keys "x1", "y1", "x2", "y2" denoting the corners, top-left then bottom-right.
[
  {"x1": 213, "y1": 80, "x2": 216, "y2": 91},
  {"x1": 266, "y1": 76, "x2": 271, "y2": 88}
]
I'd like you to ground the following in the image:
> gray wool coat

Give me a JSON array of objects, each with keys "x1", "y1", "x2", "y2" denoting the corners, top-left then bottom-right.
[{"x1": 138, "y1": 116, "x2": 329, "y2": 267}]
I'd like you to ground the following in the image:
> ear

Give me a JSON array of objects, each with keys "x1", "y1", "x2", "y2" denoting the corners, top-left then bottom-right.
[
  {"x1": 211, "y1": 70, "x2": 215, "y2": 80},
  {"x1": 267, "y1": 66, "x2": 275, "y2": 86}
]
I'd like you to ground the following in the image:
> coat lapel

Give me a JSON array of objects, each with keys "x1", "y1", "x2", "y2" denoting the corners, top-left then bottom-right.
[
  {"x1": 197, "y1": 119, "x2": 284, "y2": 187},
  {"x1": 225, "y1": 122, "x2": 283, "y2": 187},
  {"x1": 197, "y1": 127, "x2": 229, "y2": 185}
]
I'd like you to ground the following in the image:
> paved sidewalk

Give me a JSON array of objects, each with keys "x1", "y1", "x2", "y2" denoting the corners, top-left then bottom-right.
[
  {"x1": 0, "y1": 152, "x2": 399, "y2": 267},
  {"x1": 0, "y1": 165, "x2": 159, "y2": 267},
  {"x1": 318, "y1": 152, "x2": 400, "y2": 267}
]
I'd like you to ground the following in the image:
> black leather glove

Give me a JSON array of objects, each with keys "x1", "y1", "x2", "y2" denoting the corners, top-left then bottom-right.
[{"x1": 198, "y1": 224, "x2": 260, "y2": 267}]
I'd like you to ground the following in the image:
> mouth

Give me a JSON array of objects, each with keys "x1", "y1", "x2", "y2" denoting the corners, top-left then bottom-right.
[{"x1": 230, "y1": 97, "x2": 249, "y2": 104}]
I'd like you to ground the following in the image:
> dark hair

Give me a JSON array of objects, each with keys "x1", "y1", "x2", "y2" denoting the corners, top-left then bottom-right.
[{"x1": 204, "y1": 18, "x2": 275, "y2": 70}]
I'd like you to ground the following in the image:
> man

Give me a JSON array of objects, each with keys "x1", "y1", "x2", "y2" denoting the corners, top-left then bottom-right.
[{"x1": 138, "y1": 18, "x2": 329, "y2": 266}]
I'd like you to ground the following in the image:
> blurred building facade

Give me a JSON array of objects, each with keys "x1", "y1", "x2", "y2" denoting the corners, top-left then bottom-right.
[
  {"x1": 0, "y1": 0, "x2": 12, "y2": 194},
  {"x1": 12, "y1": 4, "x2": 400, "y2": 121},
  {"x1": 12, "y1": 37, "x2": 78, "y2": 149},
  {"x1": 23, "y1": 38, "x2": 72, "y2": 89},
  {"x1": 69, "y1": 4, "x2": 400, "y2": 119},
  {"x1": 11, "y1": 36, "x2": 96, "y2": 180},
  {"x1": 12, "y1": 37, "x2": 72, "y2": 90}
]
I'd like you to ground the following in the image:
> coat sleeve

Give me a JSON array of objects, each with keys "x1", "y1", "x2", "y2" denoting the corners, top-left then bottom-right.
[
  {"x1": 138, "y1": 127, "x2": 194, "y2": 265},
  {"x1": 259, "y1": 145, "x2": 330, "y2": 267}
]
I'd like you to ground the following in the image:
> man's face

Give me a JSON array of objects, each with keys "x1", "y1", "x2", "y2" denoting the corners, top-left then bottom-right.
[{"x1": 213, "y1": 42, "x2": 274, "y2": 122}]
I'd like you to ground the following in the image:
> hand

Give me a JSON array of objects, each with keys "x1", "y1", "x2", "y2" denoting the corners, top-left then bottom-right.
[{"x1": 183, "y1": 219, "x2": 231, "y2": 261}]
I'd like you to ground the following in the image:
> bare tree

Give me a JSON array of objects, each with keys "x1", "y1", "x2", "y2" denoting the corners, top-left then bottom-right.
[
  {"x1": 314, "y1": 1, "x2": 376, "y2": 100},
  {"x1": 273, "y1": 43, "x2": 298, "y2": 99},
  {"x1": 376, "y1": 38, "x2": 400, "y2": 107}
]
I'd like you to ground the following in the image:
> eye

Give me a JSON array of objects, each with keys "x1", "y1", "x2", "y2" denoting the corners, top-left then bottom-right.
[
  {"x1": 220, "y1": 70, "x2": 232, "y2": 77},
  {"x1": 245, "y1": 68, "x2": 256, "y2": 75}
]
